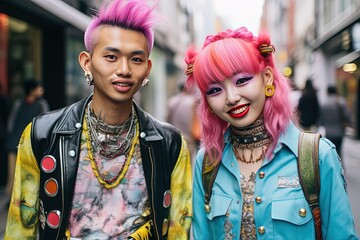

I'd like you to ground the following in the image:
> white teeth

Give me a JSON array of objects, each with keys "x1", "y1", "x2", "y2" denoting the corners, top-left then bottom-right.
[
  {"x1": 231, "y1": 105, "x2": 247, "y2": 114},
  {"x1": 114, "y1": 83, "x2": 130, "y2": 86}
]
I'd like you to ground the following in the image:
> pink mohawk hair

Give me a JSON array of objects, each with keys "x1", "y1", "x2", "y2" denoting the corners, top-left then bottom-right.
[{"x1": 84, "y1": 0, "x2": 157, "y2": 54}]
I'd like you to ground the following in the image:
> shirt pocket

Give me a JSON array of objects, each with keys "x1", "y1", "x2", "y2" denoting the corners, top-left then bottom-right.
[
  {"x1": 206, "y1": 193, "x2": 236, "y2": 239},
  {"x1": 271, "y1": 197, "x2": 315, "y2": 240}
]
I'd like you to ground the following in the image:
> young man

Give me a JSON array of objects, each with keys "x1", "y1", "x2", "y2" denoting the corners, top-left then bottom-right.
[{"x1": 5, "y1": 0, "x2": 192, "y2": 239}]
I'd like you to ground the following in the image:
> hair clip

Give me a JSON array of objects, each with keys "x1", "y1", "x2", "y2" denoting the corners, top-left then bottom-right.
[
  {"x1": 259, "y1": 43, "x2": 275, "y2": 57},
  {"x1": 185, "y1": 63, "x2": 194, "y2": 75}
]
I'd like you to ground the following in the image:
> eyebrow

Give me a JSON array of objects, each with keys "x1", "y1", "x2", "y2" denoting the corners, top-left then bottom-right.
[{"x1": 104, "y1": 47, "x2": 146, "y2": 55}]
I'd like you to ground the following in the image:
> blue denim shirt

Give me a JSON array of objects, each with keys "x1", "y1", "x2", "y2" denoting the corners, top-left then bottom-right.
[{"x1": 192, "y1": 122, "x2": 358, "y2": 240}]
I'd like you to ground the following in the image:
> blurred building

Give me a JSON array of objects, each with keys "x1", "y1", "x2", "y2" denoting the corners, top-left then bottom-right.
[
  {"x1": 0, "y1": 0, "x2": 94, "y2": 110},
  {"x1": 261, "y1": 0, "x2": 360, "y2": 138},
  {"x1": 0, "y1": 0, "x2": 217, "y2": 120}
]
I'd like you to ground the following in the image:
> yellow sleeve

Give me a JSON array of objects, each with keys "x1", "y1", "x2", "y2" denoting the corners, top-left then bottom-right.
[
  {"x1": 5, "y1": 123, "x2": 40, "y2": 240},
  {"x1": 167, "y1": 136, "x2": 193, "y2": 240}
]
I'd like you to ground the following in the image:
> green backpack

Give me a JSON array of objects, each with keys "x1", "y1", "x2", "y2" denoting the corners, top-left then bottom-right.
[{"x1": 202, "y1": 131, "x2": 322, "y2": 239}]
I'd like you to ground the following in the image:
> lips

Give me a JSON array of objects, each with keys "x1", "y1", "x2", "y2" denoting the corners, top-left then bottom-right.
[
  {"x1": 112, "y1": 81, "x2": 133, "y2": 92},
  {"x1": 228, "y1": 104, "x2": 250, "y2": 118}
]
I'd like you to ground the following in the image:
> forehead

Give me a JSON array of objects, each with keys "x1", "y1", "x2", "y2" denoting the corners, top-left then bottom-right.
[{"x1": 94, "y1": 25, "x2": 148, "y2": 54}]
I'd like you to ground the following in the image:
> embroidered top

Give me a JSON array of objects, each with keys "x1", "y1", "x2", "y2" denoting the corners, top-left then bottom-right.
[
  {"x1": 240, "y1": 172, "x2": 256, "y2": 240},
  {"x1": 68, "y1": 130, "x2": 149, "y2": 238}
]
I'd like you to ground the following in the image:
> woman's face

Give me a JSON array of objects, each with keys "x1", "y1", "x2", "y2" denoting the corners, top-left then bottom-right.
[{"x1": 205, "y1": 68, "x2": 273, "y2": 128}]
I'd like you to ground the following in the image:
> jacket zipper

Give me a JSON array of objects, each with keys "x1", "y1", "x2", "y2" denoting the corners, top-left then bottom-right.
[
  {"x1": 58, "y1": 136, "x2": 66, "y2": 240},
  {"x1": 147, "y1": 145, "x2": 160, "y2": 239}
]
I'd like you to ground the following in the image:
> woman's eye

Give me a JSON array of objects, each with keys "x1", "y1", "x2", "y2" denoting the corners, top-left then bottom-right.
[
  {"x1": 206, "y1": 87, "x2": 222, "y2": 95},
  {"x1": 236, "y1": 76, "x2": 253, "y2": 85}
]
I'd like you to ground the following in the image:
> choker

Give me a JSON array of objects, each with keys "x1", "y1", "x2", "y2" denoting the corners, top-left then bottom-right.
[
  {"x1": 230, "y1": 118, "x2": 271, "y2": 150},
  {"x1": 230, "y1": 118, "x2": 271, "y2": 164}
]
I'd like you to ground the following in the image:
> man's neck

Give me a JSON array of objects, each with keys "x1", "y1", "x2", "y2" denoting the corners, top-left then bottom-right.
[{"x1": 90, "y1": 99, "x2": 133, "y2": 125}]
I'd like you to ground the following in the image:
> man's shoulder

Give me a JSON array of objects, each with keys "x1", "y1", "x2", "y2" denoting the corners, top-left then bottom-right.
[{"x1": 33, "y1": 98, "x2": 87, "y2": 131}]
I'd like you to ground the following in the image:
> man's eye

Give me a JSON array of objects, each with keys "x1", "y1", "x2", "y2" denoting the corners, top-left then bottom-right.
[
  {"x1": 236, "y1": 76, "x2": 253, "y2": 85},
  {"x1": 105, "y1": 55, "x2": 117, "y2": 60},
  {"x1": 206, "y1": 87, "x2": 222, "y2": 95},
  {"x1": 132, "y1": 57, "x2": 143, "y2": 63}
]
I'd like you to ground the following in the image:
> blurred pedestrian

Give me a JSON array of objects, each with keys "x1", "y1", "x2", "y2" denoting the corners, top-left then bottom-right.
[
  {"x1": 5, "y1": 78, "x2": 49, "y2": 199},
  {"x1": 319, "y1": 86, "x2": 351, "y2": 158},
  {"x1": 297, "y1": 78, "x2": 320, "y2": 132},
  {"x1": 0, "y1": 82, "x2": 11, "y2": 187},
  {"x1": 5, "y1": 0, "x2": 192, "y2": 239},
  {"x1": 167, "y1": 82, "x2": 201, "y2": 165}
]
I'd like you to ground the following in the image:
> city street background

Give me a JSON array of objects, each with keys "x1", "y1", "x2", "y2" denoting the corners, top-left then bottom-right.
[{"x1": 0, "y1": 0, "x2": 360, "y2": 239}]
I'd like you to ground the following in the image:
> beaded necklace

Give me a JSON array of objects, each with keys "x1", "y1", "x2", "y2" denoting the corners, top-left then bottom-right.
[{"x1": 83, "y1": 116, "x2": 139, "y2": 189}]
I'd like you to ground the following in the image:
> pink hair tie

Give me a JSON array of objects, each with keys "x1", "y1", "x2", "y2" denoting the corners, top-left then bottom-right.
[{"x1": 259, "y1": 43, "x2": 275, "y2": 57}]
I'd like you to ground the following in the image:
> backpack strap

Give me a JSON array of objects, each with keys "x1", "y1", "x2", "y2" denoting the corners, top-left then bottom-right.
[
  {"x1": 202, "y1": 153, "x2": 220, "y2": 213},
  {"x1": 298, "y1": 132, "x2": 322, "y2": 240}
]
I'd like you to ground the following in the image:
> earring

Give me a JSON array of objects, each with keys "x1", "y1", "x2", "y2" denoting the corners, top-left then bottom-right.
[
  {"x1": 264, "y1": 84, "x2": 275, "y2": 97},
  {"x1": 141, "y1": 78, "x2": 150, "y2": 87},
  {"x1": 84, "y1": 71, "x2": 94, "y2": 86}
]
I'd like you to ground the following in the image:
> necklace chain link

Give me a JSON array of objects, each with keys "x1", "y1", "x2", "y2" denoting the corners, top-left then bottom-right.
[
  {"x1": 230, "y1": 118, "x2": 271, "y2": 164},
  {"x1": 86, "y1": 101, "x2": 136, "y2": 159},
  {"x1": 84, "y1": 115, "x2": 139, "y2": 188}
]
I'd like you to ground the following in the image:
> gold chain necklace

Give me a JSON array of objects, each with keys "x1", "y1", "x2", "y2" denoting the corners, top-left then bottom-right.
[
  {"x1": 232, "y1": 145, "x2": 266, "y2": 164},
  {"x1": 83, "y1": 118, "x2": 139, "y2": 189}
]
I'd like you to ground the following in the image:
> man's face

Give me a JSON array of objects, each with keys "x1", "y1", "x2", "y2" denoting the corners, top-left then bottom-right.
[{"x1": 89, "y1": 25, "x2": 151, "y2": 106}]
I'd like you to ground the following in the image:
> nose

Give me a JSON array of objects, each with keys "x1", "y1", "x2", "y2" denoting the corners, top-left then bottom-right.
[
  {"x1": 116, "y1": 59, "x2": 132, "y2": 77},
  {"x1": 226, "y1": 88, "x2": 241, "y2": 106}
]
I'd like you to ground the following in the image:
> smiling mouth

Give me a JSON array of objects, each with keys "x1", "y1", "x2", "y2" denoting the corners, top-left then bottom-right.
[
  {"x1": 113, "y1": 82, "x2": 132, "y2": 86},
  {"x1": 228, "y1": 104, "x2": 250, "y2": 118}
]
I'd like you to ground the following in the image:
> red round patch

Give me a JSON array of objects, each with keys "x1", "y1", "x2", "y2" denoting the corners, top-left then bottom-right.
[
  {"x1": 163, "y1": 190, "x2": 172, "y2": 208},
  {"x1": 41, "y1": 156, "x2": 56, "y2": 173},
  {"x1": 47, "y1": 211, "x2": 60, "y2": 228},
  {"x1": 45, "y1": 178, "x2": 58, "y2": 197}
]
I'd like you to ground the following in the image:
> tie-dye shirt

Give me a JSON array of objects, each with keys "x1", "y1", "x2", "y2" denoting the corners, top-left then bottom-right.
[{"x1": 68, "y1": 130, "x2": 148, "y2": 239}]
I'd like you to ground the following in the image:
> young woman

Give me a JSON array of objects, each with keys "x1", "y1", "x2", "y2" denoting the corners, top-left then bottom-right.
[{"x1": 185, "y1": 27, "x2": 358, "y2": 240}]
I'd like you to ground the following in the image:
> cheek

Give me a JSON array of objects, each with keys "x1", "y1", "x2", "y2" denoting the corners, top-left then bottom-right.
[
  {"x1": 206, "y1": 95, "x2": 224, "y2": 111},
  {"x1": 248, "y1": 89, "x2": 266, "y2": 111},
  {"x1": 91, "y1": 60, "x2": 113, "y2": 76}
]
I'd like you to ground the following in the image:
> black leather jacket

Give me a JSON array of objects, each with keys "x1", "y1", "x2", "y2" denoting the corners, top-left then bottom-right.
[{"x1": 31, "y1": 96, "x2": 183, "y2": 239}]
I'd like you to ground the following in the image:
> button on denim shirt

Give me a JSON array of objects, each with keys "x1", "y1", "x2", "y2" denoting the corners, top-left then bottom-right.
[{"x1": 192, "y1": 122, "x2": 358, "y2": 240}]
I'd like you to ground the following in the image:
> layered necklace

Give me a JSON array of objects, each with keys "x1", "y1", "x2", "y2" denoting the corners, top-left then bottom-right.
[
  {"x1": 86, "y1": 102, "x2": 136, "y2": 159},
  {"x1": 84, "y1": 102, "x2": 139, "y2": 188},
  {"x1": 230, "y1": 118, "x2": 271, "y2": 164}
]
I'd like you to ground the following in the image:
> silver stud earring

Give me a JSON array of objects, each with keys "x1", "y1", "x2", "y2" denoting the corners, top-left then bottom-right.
[
  {"x1": 141, "y1": 78, "x2": 150, "y2": 87},
  {"x1": 84, "y1": 71, "x2": 94, "y2": 86}
]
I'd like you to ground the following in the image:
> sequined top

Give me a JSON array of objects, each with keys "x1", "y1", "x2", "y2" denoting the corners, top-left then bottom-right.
[{"x1": 240, "y1": 172, "x2": 257, "y2": 240}]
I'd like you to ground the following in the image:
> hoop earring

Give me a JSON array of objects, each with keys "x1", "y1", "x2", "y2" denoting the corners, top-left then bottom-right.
[
  {"x1": 141, "y1": 78, "x2": 150, "y2": 87},
  {"x1": 264, "y1": 84, "x2": 275, "y2": 97},
  {"x1": 84, "y1": 71, "x2": 94, "y2": 86}
]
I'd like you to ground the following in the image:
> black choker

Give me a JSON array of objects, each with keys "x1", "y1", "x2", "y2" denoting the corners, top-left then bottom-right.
[{"x1": 230, "y1": 119, "x2": 271, "y2": 149}]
